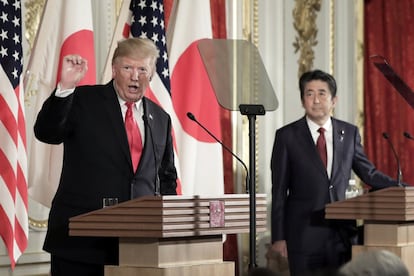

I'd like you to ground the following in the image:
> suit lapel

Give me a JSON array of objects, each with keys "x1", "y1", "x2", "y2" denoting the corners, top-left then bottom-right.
[
  {"x1": 102, "y1": 82, "x2": 132, "y2": 167},
  {"x1": 295, "y1": 117, "x2": 328, "y2": 175},
  {"x1": 296, "y1": 117, "x2": 330, "y2": 177},
  {"x1": 331, "y1": 119, "x2": 345, "y2": 181},
  {"x1": 141, "y1": 98, "x2": 153, "y2": 158}
]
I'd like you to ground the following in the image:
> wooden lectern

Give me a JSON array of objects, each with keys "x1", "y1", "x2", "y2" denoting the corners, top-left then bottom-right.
[
  {"x1": 69, "y1": 194, "x2": 267, "y2": 276},
  {"x1": 325, "y1": 187, "x2": 414, "y2": 275}
]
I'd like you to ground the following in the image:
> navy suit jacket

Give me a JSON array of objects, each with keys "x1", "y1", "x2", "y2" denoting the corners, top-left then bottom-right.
[
  {"x1": 34, "y1": 81, "x2": 177, "y2": 264},
  {"x1": 270, "y1": 116, "x2": 398, "y2": 255}
]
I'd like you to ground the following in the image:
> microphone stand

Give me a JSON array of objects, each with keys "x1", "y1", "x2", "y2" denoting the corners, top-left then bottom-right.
[
  {"x1": 186, "y1": 112, "x2": 249, "y2": 192},
  {"x1": 143, "y1": 114, "x2": 161, "y2": 196},
  {"x1": 382, "y1": 132, "x2": 403, "y2": 187},
  {"x1": 239, "y1": 104, "x2": 265, "y2": 270}
]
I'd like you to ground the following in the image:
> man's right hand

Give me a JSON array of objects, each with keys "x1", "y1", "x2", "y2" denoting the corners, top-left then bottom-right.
[
  {"x1": 269, "y1": 240, "x2": 288, "y2": 258},
  {"x1": 59, "y1": 55, "x2": 88, "y2": 90}
]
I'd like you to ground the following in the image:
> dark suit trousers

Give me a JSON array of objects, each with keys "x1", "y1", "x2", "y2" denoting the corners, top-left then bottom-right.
[
  {"x1": 51, "y1": 255, "x2": 104, "y2": 276},
  {"x1": 288, "y1": 229, "x2": 350, "y2": 276}
]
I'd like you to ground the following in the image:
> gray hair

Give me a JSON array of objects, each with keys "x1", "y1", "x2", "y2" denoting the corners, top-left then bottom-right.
[
  {"x1": 112, "y1": 37, "x2": 159, "y2": 73},
  {"x1": 338, "y1": 250, "x2": 409, "y2": 276}
]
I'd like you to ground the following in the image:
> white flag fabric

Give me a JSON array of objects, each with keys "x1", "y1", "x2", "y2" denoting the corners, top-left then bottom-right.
[
  {"x1": 24, "y1": 0, "x2": 96, "y2": 208},
  {"x1": 0, "y1": 0, "x2": 28, "y2": 268},
  {"x1": 168, "y1": 0, "x2": 224, "y2": 195}
]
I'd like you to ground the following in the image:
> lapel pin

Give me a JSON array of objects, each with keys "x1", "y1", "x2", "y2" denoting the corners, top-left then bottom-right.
[{"x1": 339, "y1": 130, "x2": 344, "y2": 142}]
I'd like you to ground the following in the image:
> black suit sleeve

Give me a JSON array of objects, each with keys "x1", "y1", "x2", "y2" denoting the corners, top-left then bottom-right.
[
  {"x1": 34, "y1": 90, "x2": 74, "y2": 144},
  {"x1": 351, "y1": 126, "x2": 399, "y2": 189},
  {"x1": 271, "y1": 128, "x2": 289, "y2": 242}
]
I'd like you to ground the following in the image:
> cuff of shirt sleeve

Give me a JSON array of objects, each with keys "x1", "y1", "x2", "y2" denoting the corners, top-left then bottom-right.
[{"x1": 55, "y1": 83, "x2": 75, "y2": 97}]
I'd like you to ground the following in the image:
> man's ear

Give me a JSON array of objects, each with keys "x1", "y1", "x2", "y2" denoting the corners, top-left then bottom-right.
[{"x1": 332, "y1": 96, "x2": 338, "y2": 107}]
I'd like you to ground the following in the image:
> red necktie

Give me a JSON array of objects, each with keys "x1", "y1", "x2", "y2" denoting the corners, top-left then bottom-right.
[
  {"x1": 125, "y1": 102, "x2": 142, "y2": 172},
  {"x1": 316, "y1": 127, "x2": 327, "y2": 168}
]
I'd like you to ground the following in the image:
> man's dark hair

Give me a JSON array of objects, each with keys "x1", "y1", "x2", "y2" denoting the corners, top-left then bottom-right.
[{"x1": 299, "y1": 69, "x2": 337, "y2": 100}]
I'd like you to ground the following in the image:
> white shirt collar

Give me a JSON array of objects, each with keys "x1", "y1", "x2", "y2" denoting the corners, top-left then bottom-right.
[{"x1": 306, "y1": 116, "x2": 332, "y2": 134}]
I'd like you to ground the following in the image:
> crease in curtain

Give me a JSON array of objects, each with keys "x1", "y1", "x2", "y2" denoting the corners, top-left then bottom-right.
[{"x1": 364, "y1": 0, "x2": 414, "y2": 186}]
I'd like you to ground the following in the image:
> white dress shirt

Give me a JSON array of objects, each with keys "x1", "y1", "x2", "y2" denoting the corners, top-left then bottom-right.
[{"x1": 307, "y1": 117, "x2": 333, "y2": 179}]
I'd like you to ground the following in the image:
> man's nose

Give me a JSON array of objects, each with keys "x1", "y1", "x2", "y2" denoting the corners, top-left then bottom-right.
[{"x1": 131, "y1": 69, "x2": 140, "y2": 80}]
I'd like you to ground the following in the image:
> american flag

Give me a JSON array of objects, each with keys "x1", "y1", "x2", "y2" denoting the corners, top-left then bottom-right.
[
  {"x1": 123, "y1": 0, "x2": 183, "y2": 193},
  {"x1": 124, "y1": 0, "x2": 171, "y2": 92},
  {"x1": 0, "y1": 0, "x2": 28, "y2": 269}
]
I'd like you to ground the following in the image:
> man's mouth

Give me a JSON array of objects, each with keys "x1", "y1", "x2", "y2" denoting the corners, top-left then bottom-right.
[{"x1": 128, "y1": 85, "x2": 139, "y2": 92}]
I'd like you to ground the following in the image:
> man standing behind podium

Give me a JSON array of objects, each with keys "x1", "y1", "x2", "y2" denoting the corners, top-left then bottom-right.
[
  {"x1": 34, "y1": 38, "x2": 177, "y2": 275},
  {"x1": 269, "y1": 69, "x2": 402, "y2": 275}
]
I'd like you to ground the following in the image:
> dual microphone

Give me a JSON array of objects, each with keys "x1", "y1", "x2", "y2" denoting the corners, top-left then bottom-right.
[
  {"x1": 382, "y1": 131, "x2": 414, "y2": 187},
  {"x1": 149, "y1": 110, "x2": 412, "y2": 194},
  {"x1": 187, "y1": 113, "x2": 411, "y2": 190}
]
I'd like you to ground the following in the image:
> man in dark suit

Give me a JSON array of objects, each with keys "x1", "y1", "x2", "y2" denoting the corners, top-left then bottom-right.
[
  {"x1": 269, "y1": 70, "x2": 402, "y2": 275},
  {"x1": 34, "y1": 38, "x2": 177, "y2": 275}
]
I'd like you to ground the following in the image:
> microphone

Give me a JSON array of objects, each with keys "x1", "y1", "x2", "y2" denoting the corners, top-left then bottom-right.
[
  {"x1": 403, "y1": 131, "x2": 414, "y2": 140},
  {"x1": 143, "y1": 114, "x2": 161, "y2": 196},
  {"x1": 186, "y1": 112, "x2": 249, "y2": 192},
  {"x1": 382, "y1": 132, "x2": 403, "y2": 187}
]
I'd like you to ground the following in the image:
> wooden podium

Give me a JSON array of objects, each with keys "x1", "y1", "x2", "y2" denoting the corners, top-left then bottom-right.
[
  {"x1": 325, "y1": 187, "x2": 414, "y2": 275},
  {"x1": 69, "y1": 194, "x2": 267, "y2": 276}
]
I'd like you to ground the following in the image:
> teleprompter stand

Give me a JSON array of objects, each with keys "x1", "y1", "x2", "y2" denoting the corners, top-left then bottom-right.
[
  {"x1": 239, "y1": 104, "x2": 266, "y2": 270},
  {"x1": 197, "y1": 39, "x2": 278, "y2": 269}
]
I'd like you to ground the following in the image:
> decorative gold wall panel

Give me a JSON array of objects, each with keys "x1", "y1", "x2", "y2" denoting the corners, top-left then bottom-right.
[{"x1": 293, "y1": 0, "x2": 321, "y2": 78}]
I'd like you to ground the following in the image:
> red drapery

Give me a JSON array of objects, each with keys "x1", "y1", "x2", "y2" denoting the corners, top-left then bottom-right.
[{"x1": 364, "y1": 0, "x2": 414, "y2": 186}]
